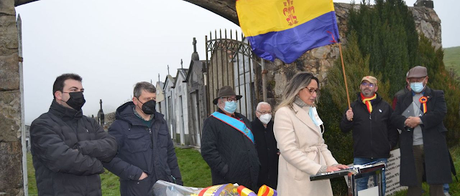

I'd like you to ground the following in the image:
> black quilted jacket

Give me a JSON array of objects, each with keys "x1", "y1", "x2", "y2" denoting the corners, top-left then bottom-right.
[{"x1": 30, "y1": 100, "x2": 117, "y2": 196}]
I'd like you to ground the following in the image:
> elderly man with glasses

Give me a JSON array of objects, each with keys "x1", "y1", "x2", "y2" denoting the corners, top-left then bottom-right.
[
  {"x1": 340, "y1": 76, "x2": 399, "y2": 194},
  {"x1": 251, "y1": 102, "x2": 279, "y2": 189},
  {"x1": 201, "y1": 86, "x2": 260, "y2": 192}
]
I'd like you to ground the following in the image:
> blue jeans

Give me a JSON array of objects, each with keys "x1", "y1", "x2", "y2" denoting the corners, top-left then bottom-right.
[
  {"x1": 443, "y1": 183, "x2": 449, "y2": 193},
  {"x1": 354, "y1": 158, "x2": 387, "y2": 194}
]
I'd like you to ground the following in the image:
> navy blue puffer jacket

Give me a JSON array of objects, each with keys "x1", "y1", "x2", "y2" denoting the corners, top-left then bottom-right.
[{"x1": 103, "y1": 102, "x2": 182, "y2": 196}]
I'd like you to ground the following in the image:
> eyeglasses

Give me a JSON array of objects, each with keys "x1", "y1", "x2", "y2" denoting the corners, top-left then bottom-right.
[
  {"x1": 361, "y1": 82, "x2": 375, "y2": 88},
  {"x1": 222, "y1": 97, "x2": 237, "y2": 102},
  {"x1": 257, "y1": 110, "x2": 272, "y2": 115},
  {"x1": 304, "y1": 87, "x2": 319, "y2": 94}
]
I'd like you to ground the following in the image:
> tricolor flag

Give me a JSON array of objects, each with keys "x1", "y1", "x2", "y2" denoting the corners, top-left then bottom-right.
[
  {"x1": 236, "y1": 0, "x2": 340, "y2": 64},
  {"x1": 258, "y1": 185, "x2": 277, "y2": 196}
]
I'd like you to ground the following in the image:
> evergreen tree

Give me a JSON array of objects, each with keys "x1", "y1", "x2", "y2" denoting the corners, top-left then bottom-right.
[{"x1": 348, "y1": 0, "x2": 418, "y2": 96}]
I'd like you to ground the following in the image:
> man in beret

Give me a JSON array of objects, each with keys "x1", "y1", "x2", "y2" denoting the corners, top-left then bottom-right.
[
  {"x1": 340, "y1": 76, "x2": 399, "y2": 194},
  {"x1": 201, "y1": 86, "x2": 260, "y2": 191},
  {"x1": 391, "y1": 66, "x2": 452, "y2": 196}
]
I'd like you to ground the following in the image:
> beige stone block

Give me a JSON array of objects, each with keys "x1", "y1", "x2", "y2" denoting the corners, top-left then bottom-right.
[
  {"x1": 273, "y1": 72, "x2": 287, "y2": 96},
  {"x1": 0, "y1": 15, "x2": 19, "y2": 56},
  {"x1": 0, "y1": 141, "x2": 23, "y2": 194},
  {"x1": 0, "y1": 53, "x2": 20, "y2": 90},
  {"x1": 0, "y1": 0, "x2": 15, "y2": 15},
  {"x1": 0, "y1": 90, "x2": 21, "y2": 142},
  {"x1": 311, "y1": 45, "x2": 331, "y2": 59}
]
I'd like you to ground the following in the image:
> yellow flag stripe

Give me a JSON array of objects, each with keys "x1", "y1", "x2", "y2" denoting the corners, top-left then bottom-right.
[{"x1": 237, "y1": 0, "x2": 335, "y2": 36}]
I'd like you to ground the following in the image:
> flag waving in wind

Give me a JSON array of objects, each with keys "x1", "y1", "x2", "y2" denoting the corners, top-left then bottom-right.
[{"x1": 236, "y1": 0, "x2": 340, "y2": 64}]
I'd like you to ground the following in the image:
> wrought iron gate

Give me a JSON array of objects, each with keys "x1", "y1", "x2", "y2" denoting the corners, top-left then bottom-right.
[{"x1": 205, "y1": 29, "x2": 256, "y2": 120}]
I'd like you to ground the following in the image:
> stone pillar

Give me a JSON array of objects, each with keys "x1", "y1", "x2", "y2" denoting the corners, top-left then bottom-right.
[{"x1": 0, "y1": 0, "x2": 24, "y2": 195}]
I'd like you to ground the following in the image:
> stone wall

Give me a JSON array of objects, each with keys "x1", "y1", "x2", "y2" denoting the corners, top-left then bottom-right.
[
  {"x1": 0, "y1": 0, "x2": 23, "y2": 195},
  {"x1": 264, "y1": 3, "x2": 442, "y2": 105}
]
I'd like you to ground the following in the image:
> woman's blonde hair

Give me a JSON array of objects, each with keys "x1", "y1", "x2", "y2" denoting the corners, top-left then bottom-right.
[{"x1": 276, "y1": 72, "x2": 319, "y2": 111}]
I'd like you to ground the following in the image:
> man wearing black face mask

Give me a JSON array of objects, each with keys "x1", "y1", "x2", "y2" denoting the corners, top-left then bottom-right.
[
  {"x1": 103, "y1": 81, "x2": 182, "y2": 196},
  {"x1": 30, "y1": 73, "x2": 117, "y2": 196}
]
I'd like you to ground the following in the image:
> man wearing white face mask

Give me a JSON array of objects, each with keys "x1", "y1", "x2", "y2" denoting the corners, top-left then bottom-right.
[
  {"x1": 251, "y1": 102, "x2": 279, "y2": 189},
  {"x1": 201, "y1": 86, "x2": 260, "y2": 191},
  {"x1": 391, "y1": 66, "x2": 452, "y2": 196}
]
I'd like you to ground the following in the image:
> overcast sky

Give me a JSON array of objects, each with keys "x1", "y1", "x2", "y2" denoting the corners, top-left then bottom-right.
[{"x1": 15, "y1": 0, "x2": 459, "y2": 125}]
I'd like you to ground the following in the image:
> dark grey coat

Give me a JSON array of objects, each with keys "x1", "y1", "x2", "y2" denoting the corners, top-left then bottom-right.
[
  {"x1": 30, "y1": 100, "x2": 117, "y2": 196},
  {"x1": 391, "y1": 87, "x2": 452, "y2": 185},
  {"x1": 103, "y1": 102, "x2": 182, "y2": 196},
  {"x1": 201, "y1": 109, "x2": 260, "y2": 191}
]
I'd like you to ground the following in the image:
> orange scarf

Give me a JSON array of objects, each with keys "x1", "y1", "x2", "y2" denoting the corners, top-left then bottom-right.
[{"x1": 361, "y1": 93, "x2": 377, "y2": 113}]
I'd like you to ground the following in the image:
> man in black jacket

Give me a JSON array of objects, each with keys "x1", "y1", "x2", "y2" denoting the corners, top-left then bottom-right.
[
  {"x1": 251, "y1": 102, "x2": 278, "y2": 189},
  {"x1": 201, "y1": 86, "x2": 259, "y2": 191},
  {"x1": 30, "y1": 73, "x2": 117, "y2": 196},
  {"x1": 391, "y1": 66, "x2": 452, "y2": 196},
  {"x1": 103, "y1": 82, "x2": 182, "y2": 196},
  {"x1": 340, "y1": 76, "x2": 399, "y2": 193}
]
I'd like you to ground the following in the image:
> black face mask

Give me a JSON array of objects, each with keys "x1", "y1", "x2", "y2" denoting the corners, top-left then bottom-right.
[
  {"x1": 140, "y1": 99, "x2": 156, "y2": 115},
  {"x1": 66, "y1": 92, "x2": 86, "y2": 111}
]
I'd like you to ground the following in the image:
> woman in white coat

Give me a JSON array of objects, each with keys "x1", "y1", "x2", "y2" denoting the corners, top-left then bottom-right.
[{"x1": 274, "y1": 72, "x2": 347, "y2": 196}]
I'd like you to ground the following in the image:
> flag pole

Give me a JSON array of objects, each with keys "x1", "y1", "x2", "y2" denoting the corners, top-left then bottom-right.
[{"x1": 338, "y1": 43, "x2": 351, "y2": 109}]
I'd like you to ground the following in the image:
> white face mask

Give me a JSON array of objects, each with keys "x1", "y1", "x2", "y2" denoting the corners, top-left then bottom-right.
[{"x1": 259, "y1": 114, "x2": 272, "y2": 124}]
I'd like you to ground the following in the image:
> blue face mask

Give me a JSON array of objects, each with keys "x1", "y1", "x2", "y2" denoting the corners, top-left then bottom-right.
[
  {"x1": 224, "y1": 101, "x2": 237, "y2": 113},
  {"x1": 410, "y1": 82, "x2": 425, "y2": 93},
  {"x1": 308, "y1": 107, "x2": 323, "y2": 127}
]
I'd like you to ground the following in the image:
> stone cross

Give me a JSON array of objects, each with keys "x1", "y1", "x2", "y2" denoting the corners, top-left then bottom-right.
[{"x1": 193, "y1": 37, "x2": 197, "y2": 52}]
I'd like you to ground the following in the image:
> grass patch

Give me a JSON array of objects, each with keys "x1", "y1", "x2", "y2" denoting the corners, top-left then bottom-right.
[
  {"x1": 27, "y1": 147, "x2": 211, "y2": 195},
  {"x1": 100, "y1": 170, "x2": 120, "y2": 195},
  {"x1": 444, "y1": 46, "x2": 460, "y2": 77},
  {"x1": 26, "y1": 153, "x2": 37, "y2": 195},
  {"x1": 175, "y1": 148, "x2": 212, "y2": 187}
]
